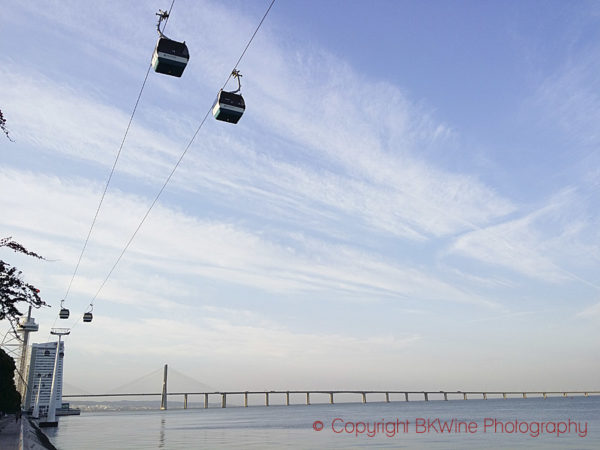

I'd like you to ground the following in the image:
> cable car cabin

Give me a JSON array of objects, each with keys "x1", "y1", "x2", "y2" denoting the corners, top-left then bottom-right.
[
  {"x1": 212, "y1": 90, "x2": 245, "y2": 124},
  {"x1": 152, "y1": 38, "x2": 189, "y2": 77},
  {"x1": 59, "y1": 308, "x2": 70, "y2": 319},
  {"x1": 83, "y1": 312, "x2": 93, "y2": 323}
]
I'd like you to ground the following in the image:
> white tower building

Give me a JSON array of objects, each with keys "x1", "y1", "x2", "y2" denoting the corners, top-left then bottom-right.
[{"x1": 24, "y1": 341, "x2": 65, "y2": 415}]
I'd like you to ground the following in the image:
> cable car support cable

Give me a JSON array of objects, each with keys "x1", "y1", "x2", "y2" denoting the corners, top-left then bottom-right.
[
  {"x1": 52, "y1": 0, "x2": 176, "y2": 332},
  {"x1": 69, "y1": 0, "x2": 276, "y2": 331}
]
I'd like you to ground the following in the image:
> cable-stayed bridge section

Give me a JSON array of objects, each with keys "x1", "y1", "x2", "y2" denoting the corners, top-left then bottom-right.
[{"x1": 62, "y1": 365, "x2": 600, "y2": 410}]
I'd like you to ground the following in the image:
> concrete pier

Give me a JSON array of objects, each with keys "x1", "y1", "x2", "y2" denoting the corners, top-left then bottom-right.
[
  {"x1": 503, "y1": 393, "x2": 507, "y2": 399},
  {"x1": 244, "y1": 392, "x2": 249, "y2": 407},
  {"x1": 443, "y1": 392, "x2": 448, "y2": 401},
  {"x1": 385, "y1": 392, "x2": 390, "y2": 403},
  {"x1": 286, "y1": 391, "x2": 290, "y2": 406},
  {"x1": 329, "y1": 392, "x2": 334, "y2": 404},
  {"x1": 405, "y1": 392, "x2": 409, "y2": 402},
  {"x1": 362, "y1": 392, "x2": 367, "y2": 403},
  {"x1": 306, "y1": 392, "x2": 310, "y2": 405},
  {"x1": 523, "y1": 393, "x2": 527, "y2": 399},
  {"x1": 265, "y1": 392, "x2": 269, "y2": 407},
  {"x1": 543, "y1": 392, "x2": 547, "y2": 399},
  {"x1": 424, "y1": 392, "x2": 428, "y2": 401},
  {"x1": 463, "y1": 392, "x2": 467, "y2": 400},
  {"x1": 184, "y1": 394, "x2": 188, "y2": 409},
  {"x1": 204, "y1": 393, "x2": 208, "y2": 409},
  {"x1": 483, "y1": 393, "x2": 487, "y2": 400},
  {"x1": 221, "y1": 393, "x2": 226, "y2": 408}
]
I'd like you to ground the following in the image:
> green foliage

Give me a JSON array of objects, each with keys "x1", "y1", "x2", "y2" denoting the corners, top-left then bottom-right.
[
  {"x1": 0, "y1": 237, "x2": 48, "y2": 328},
  {"x1": 0, "y1": 348, "x2": 21, "y2": 413},
  {"x1": 0, "y1": 108, "x2": 14, "y2": 141}
]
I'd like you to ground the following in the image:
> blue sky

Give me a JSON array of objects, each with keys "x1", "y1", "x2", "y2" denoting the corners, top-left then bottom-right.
[{"x1": 1, "y1": 0, "x2": 599, "y2": 393}]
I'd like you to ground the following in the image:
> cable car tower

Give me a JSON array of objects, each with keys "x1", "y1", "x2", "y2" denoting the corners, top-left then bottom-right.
[{"x1": 0, "y1": 305, "x2": 39, "y2": 402}]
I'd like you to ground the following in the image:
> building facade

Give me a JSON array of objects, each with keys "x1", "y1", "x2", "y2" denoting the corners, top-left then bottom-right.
[{"x1": 24, "y1": 341, "x2": 64, "y2": 414}]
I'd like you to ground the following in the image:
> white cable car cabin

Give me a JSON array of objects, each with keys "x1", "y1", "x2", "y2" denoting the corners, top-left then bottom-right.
[
  {"x1": 152, "y1": 38, "x2": 189, "y2": 77},
  {"x1": 59, "y1": 299, "x2": 69, "y2": 319},
  {"x1": 83, "y1": 303, "x2": 93, "y2": 323},
  {"x1": 152, "y1": 9, "x2": 189, "y2": 78},
  {"x1": 213, "y1": 70, "x2": 245, "y2": 124},
  {"x1": 213, "y1": 90, "x2": 245, "y2": 123}
]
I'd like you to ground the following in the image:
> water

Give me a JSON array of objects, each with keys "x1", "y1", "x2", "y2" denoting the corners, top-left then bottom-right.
[{"x1": 45, "y1": 396, "x2": 600, "y2": 449}]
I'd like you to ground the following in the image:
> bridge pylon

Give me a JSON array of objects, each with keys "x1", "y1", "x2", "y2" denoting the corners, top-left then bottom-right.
[{"x1": 160, "y1": 364, "x2": 168, "y2": 410}]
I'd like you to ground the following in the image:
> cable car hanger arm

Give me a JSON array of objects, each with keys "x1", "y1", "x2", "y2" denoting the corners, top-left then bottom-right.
[
  {"x1": 229, "y1": 69, "x2": 242, "y2": 94},
  {"x1": 156, "y1": 9, "x2": 170, "y2": 39}
]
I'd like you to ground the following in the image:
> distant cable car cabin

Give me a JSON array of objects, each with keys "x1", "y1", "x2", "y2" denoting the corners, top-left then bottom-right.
[
  {"x1": 59, "y1": 300, "x2": 69, "y2": 319},
  {"x1": 83, "y1": 304, "x2": 93, "y2": 323},
  {"x1": 213, "y1": 70, "x2": 245, "y2": 124},
  {"x1": 152, "y1": 9, "x2": 189, "y2": 77}
]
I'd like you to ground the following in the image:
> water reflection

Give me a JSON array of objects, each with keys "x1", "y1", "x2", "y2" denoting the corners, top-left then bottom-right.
[{"x1": 159, "y1": 417, "x2": 165, "y2": 448}]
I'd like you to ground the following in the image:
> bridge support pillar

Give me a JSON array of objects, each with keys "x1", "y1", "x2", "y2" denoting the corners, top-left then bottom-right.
[
  {"x1": 306, "y1": 392, "x2": 310, "y2": 405},
  {"x1": 204, "y1": 393, "x2": 208, "y2": 408},
  {"x1": 160, "y1": 364, "x2": 168, "y2": 411},
  {"x1": 463, "y1": 393, "x2": 467, "y2": 400},
  {"x1": 362, "y1": 392, "x2": 367, "y2": 404},
  {"x1": 543, "y1": 393, "x2": 547, "y2": 399},
  {"x1": 184, "y1": 394, "x2": 188, "y2": 409},
  {"x1": 244, "y1": 392, "x2": 248, "y2": 407},
  {"x1": 522, "y1": 393, "x2": 527, "y2": 399},
  {"x1": 221, "y1": 393, "x2": 226, "y2": 408},
  {"x1": 585, "y1": 392, "x2": 589, "y2": 397},
  {"x1": 286, "y1": 391, "x2": 290, "y2": 406},
  {"x1": 385, "y1": 392, "x2": 390, "y2": 403},
  {"x1": 483, "y1": 393, "x2": 487, "y2": 400},
  {"x1": 265, "y1": 392, "x2": 269, "y2": 407},
  {"x1": 563, "y1": 392, "x2": 567, "y2": 397},
  {"x1": 443, "y1": 392, "x2": 448, "y2": 401},
  {"x1": 502, "y1": 393, "x2": 506, "y2": 399},
  {"x1": 424, "y1": 392, "x2": 428, "y2": 402},
  {"x1": 329, "y1": 393, "x2": 334, "y2": 404},
  {"x1": 404, "y1": 392, "x2": 409, "y2": 402}
]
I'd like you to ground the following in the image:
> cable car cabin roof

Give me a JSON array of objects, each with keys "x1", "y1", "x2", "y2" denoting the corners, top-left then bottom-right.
[
  {"x1": 156, "y1": 38, "x2": 189, "y2": 58},
  {"x1": 212, "y1": 90, "x2": 245, "y2": 124},
  {"x1": 217, "y1": 90, "x2": 245, "y2": 108},
  {"x1": 152, "y1": 38, "x2": 189, "y2": 77}
]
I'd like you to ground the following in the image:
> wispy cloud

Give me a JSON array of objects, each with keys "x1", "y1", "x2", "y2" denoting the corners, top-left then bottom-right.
[
  {"x1": 576, "y1": 301, "x2": 600, "y2": 319},
  {"x1": 447, "y1": 188, "x2": 600, "y2": 287},
  {"x1": 4, "y1": 0, "x2": 600, "y2": 392},
  {"x1": 0, "y1": 168, "x2": 495, "y2": 318}
]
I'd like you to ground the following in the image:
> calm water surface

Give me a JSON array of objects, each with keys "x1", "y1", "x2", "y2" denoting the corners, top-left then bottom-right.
[{"x1": 45, "y1": 396, "x2": 600, "y2": 449}]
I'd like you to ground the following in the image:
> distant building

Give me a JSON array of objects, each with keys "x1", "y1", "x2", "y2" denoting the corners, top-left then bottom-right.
[{"x1": 24, "y1": 341, "x2": 64, "y2": 414}]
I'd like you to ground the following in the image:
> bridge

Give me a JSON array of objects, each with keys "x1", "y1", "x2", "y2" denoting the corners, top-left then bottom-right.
[
  {"x1": 63, "y1": 389, "x2": 600, "y2": 409},
  {"x1": 62, "y1": 365, "x2": 599, "y2": 409}
]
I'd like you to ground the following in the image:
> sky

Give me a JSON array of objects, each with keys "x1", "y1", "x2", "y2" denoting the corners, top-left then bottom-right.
[{"x1": 1, "y1": 0, "x2": 599, "y2": 394}]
